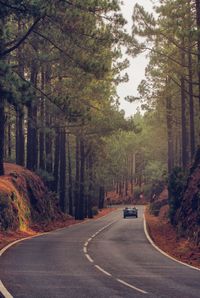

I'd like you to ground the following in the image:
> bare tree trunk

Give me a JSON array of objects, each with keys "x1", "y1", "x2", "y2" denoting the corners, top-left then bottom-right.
[
  {"x1": 74, "y1": 136, "x2": 80, "y2": 220},
  {"x1": 195, "y1": 0, "x2": 200, "y2": 138},
  {"x1": 8, "y1": 116, "x2": 12, "y2": 160},
  {"x1": 45, "y1": 114, "x2": 53, "y2": 173},
  {"x1": 67, "y1": 136, "x2": 73, "y2": 216},
  {"x1": 59, "y1": 128, "x2": 66, "y2": 213},
  {"x1": 0, "y1": 98, "x2": 5, "y2": 175},
  {"x1": 16, "y1": 107, "x2": 25, "y2": 166},
  {"x1": 39, "y1": 68, "x2": 45, "y2": 170},
  {"x1": 98, "y1": 186, "x2": 105, "y2": 209},
  {"x1": 166, "y1": 94, "x2": 174, "y2": 173},
  {"x1": 88, "y1": 154, "x2": 93, "y2": 218},
  {"x1": 78, "y1": 137, "x2": 85, "y2": 220},
  {"x1": 180, "y1": 42, "x2": 189, "y2": 169},
  {"x1": 188, "y1": 49, "x2": 195, "y2": 159},
  {"x1": 27, "y1": 62, "x2": 38, "y2": 171},
  {"x1": 15, "y1": 19, "x2": 25, "y2": 166},
  {"x1": 53, "y1": 127, "x2": 60, "y2": 192}
]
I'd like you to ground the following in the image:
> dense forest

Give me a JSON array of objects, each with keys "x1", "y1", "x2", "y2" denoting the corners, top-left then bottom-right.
[{"x1": 1, "y1": 0, "x2": 200, "y2": 230}]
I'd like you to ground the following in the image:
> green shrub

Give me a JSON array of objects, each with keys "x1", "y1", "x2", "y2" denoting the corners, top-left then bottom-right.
[
  {"x1": 151, "y1": 180, "x2": 166, "y2": 198},
  {"x1": 92, "y1": 206, "x2": 99, "y2": 216},
  {"x1": 0, "y1": 193, "x2": 19, "y2": 230},
  {"x1": 168, "y1": 167, "x2": 187, "y2": 225},
  {"x1": 149, "y1": 199, "x2": 168, "y2": 216}
]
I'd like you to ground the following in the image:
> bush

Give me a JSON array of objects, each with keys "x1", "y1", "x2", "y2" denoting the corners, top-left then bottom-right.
[
  {"x1": 168, "y1": 167, "x2": 187, "y2": 225},
  {"x1": 0, "y1": 193, "x2": 19, "y2": 230},
  {"x1": 92, "y1": 206, "x2": 99, "y2": 216},
  {"x1": 149, "y1": 199, "x2": 168, "y2": 216}
]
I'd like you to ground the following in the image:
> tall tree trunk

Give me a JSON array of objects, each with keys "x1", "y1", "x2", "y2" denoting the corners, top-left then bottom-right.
[
  {"x1": 7, "y1": 116, "x2": 12, "y2": 160},
  {"x1": 180, "y1": 77, "x2": 188, "y2": 168},
  {"x1": 45, "y1": 114, "x2": 53, "y2": 173},
  {"x1": 88, "y1": 154, "x2": 93, "y2": 218},
  {"x1": 166, "y1": 94, "x2": 174, "y2": 174},
  {"x1": 53, "y1": 127, "x2": 60, "y2": 192},
  {"x1": 0, "y1": 98, "x2": 5, "y2": 175},
  {"x1": 195, "y1": 0, "x2": 200, "y2": 137},
  {"x1": 78, "y1": 137, "x2": 85, "y2": 220},
  {"x1": 74, "y1": 136, "x2": 80, "y2": 219},
  {"x1": 188, "y1": 49, "x2": 195, "y2": 159},
  {"x1": 180, "y1": 43, "x2": 189, "y2": 169},
  {"x1": 16, "y1": 107, "x2": 25, "y2": 166},
  {"x1": 27, "y1": 63, "x2": 38, "y2": 171},
  {"x1": 39, "y1": 68, "x2": 45, "y2": 170},
  {"x1": 59, "y1": 128, "x2": 66, "y2": 213},
  {"x1": 98, "y1": 186, "x2": 105, "y2": 209},
  {"x1": 16, "y1": 24, "x2": 25, "y2": 166},
  {"x1": 180, "y1": 75, "x2": 189, "y2": 168},
  {"x1": 67, "y1": 136, "x2": 73, "y2": 216}
]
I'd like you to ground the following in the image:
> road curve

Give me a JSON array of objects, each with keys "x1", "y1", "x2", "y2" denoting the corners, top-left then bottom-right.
[{"x1": 0, "y1": 206, "x2": 200, "y2": 298}]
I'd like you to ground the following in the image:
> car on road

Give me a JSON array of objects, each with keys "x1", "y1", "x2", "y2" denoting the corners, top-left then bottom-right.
[{"x1": 123, "y1": 207, "x2": 138, "y2": 218}]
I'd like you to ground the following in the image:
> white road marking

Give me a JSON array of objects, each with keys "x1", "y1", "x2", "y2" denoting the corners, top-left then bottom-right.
[
  {"x1": 117, "y1": 279, "x2": 148, "y2": 294},
  {"x1": 0, "y1": 280, "x2": 13, "y2": 298},
  {"x1": 143, "y1": 213, "x2": 200, "y2": 272},
  {"x1": 83, "y1": 218, "x2": 148, "y2": 295},
  {"x1": 83, "y1": 247, "x2": 87, "y2": 254},
  {"x1": 84, "y1": 242, "x2": 88, "y2": 247},
  {"x1": 85, "y1": 254, "x2": 94, "y2": 263},
  {"x1": 0, "y1": 235, "x2": 41, "y2": 257},
  {"x1": 95, "y1": 265, "x2": 112, "y2": 277}
]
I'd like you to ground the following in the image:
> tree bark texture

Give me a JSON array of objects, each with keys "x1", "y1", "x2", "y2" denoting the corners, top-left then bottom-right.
[
  {"x1": 67, "y1": 136, "x2": 73, "y2": 216},
  {"x1": 26, "y1": 62, "x2": 38, "y2": 171},
  {"x1": 59, "y1": 129, "x2": 66, "y2": 213},
  {"x1": 0, "y1": 98, "x2": 5, "y2": 175}
]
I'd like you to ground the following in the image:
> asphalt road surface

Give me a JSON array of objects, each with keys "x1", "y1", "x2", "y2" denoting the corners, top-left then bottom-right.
[{"x1": 0, "y1": 206, "x2": 200, "y2": 298}]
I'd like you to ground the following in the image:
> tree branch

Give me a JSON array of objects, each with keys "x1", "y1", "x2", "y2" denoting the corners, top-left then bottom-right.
[{"x1": 0, "y1": 17, "x2": 43, "y2": 57}]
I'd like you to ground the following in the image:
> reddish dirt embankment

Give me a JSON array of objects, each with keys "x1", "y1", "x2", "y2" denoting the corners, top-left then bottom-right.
[
  {"x1": 146, "y1": 190, "x2": 200, "y2": 269},
  {"x1": 0, "y1": 163, "x2": 65, "y2": 232}
]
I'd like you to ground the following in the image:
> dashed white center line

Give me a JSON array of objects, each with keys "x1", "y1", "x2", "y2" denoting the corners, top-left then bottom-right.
[
  {"x1": 117, "y1": 279, "x2": 148, "y2": 294},
  {"x1": 83, "y1": 219, "x2": 148, "y2": 295}
]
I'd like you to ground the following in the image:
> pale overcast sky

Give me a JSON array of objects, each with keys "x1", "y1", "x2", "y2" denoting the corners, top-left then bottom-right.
[{"x1": 118, "y1": 0, "x2": 153, "y2": 117}]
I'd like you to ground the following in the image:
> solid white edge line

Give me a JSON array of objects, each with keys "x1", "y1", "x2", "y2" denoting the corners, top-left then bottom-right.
[
  {"x1": 143, "y1": 214, "x2": 200, "y2": 272},
  {"x1": 0, "y1": 280, "x2": 13, "y2": 298},
  {"x1": 85, "y1": 254, "x2": 94, "y2": 263},
  {"x1": 117, "y1": 279, "x2": 148, "y2": 294},
  {"x1": 0, "y1": 233, "x2": 46, "y2": 257},
  {"x1": 95, "y1": 265, "x2": 112, "y2": 277}
]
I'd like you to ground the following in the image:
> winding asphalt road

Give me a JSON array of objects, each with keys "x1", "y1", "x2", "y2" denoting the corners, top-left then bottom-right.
[{"x1": 0, "y1": 206, "x2": 200, "y2": 298}]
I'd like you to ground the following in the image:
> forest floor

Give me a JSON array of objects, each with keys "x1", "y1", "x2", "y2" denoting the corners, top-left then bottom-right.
[
  {"x1": 145, "y1": 207, "x2": 200, "y2": 269},
  {"x1": 0, "y1": 207, "x2": 117, "y2": 251}
]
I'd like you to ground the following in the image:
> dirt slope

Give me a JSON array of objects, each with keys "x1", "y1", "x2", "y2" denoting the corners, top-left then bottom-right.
[
  {"x1": 174, "y1": 152, "x2": 200, "y2": 245},
  {"x1": 0, "y1": 163, "x2": 64, "y2": 232}
]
